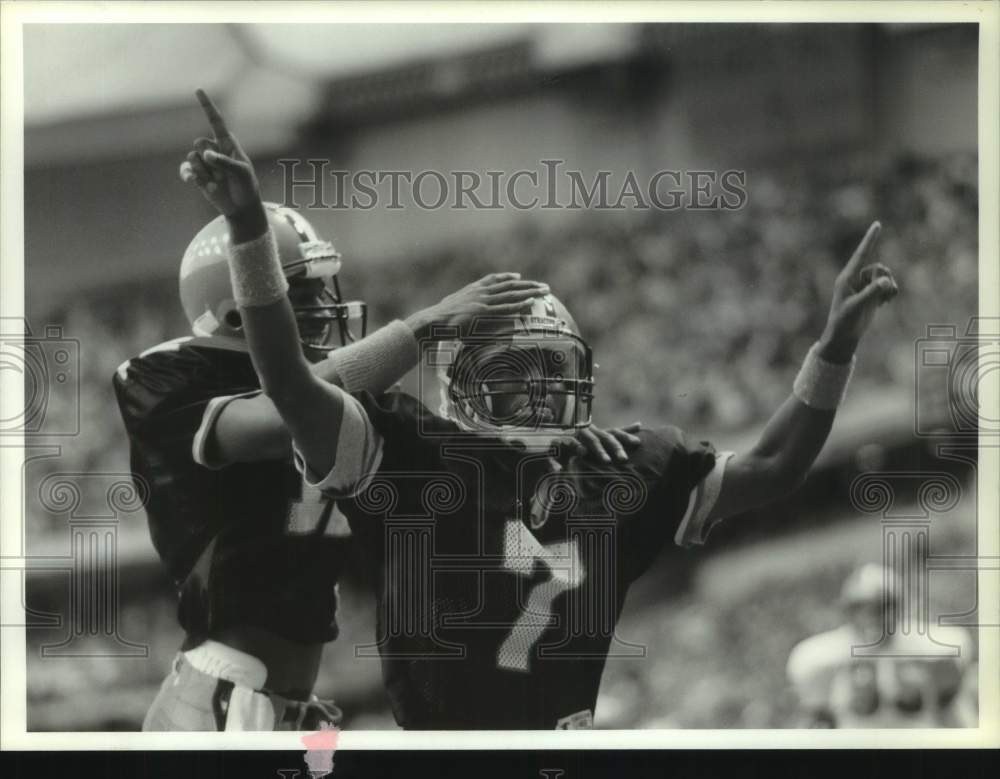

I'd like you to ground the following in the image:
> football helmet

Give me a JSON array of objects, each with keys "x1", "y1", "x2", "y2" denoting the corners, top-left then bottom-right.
[
  {"x1": 437, "y1": 294, "x2": 594, "y2": 432},
  {"x1": 841, "y1": 564, "x2": 901, "y2": 608},
  {"x1": 179, "y1": 203, "x2": 367, "y2": 351},
  {"x1": 840, "y1": 564, "x2": 903, "y2": 641}
]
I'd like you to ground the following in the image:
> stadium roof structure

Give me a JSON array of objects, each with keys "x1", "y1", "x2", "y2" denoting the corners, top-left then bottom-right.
[{"x1": 23, "y1": 24, "x2": 638, "y2": 166}]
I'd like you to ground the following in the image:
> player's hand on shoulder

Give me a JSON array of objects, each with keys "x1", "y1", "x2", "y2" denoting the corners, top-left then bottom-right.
[
  {"x1": 179, "y1": 89, "x2": 262, "y2": 220},
  {"x1": 818, "y1": 221, "x2": 900, "y2": 363},
  {"x1": 553, "y1": 422, "x2": 643, "y2": 463},
  {"x1": 404, "y1": 273, "x2": 551, "y2": 340}
]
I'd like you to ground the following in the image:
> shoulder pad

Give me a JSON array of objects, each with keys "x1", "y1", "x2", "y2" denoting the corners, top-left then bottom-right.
[
  {"x1": 352, "y1": 391, "x2": 464, "y2": 463},
  {"x1": 113, "y1": 338, "x2": 256, "y2": 426},
  {"x1": 787, "y1": 627, "x2": 852, "y2": 680},
  {"x1": 115, "y1": 337, "x2": 192, "y2": 382}
]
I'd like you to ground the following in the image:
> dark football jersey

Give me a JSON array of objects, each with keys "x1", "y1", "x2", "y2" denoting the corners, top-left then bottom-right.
[
  {"x1": 113, "y1": 337, "x2": 351, "y2": 645},
  {"x1": 340, "y1": 392, "x2": 717, "y2": 729}
]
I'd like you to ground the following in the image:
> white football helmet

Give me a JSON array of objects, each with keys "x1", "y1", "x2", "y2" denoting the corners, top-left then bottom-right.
[
  {"x1": 179, "y1": 203, "x2": 366, "y2": 351},
  {"x1": 436, "y1": 294, "x2": 594, "y2": 433}
]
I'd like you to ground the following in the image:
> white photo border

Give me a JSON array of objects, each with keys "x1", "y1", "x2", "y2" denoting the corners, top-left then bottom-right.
[{"x1": 1, "y1": 0, "x2": 997, "y2": 751}]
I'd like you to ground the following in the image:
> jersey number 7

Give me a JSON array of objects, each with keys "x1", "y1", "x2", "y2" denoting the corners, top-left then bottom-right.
[{"x1": 497, "y1": 519, "x2": 584, "y2": 672}]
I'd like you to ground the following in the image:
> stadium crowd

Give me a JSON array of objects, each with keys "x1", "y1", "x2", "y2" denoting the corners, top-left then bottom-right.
[
  {"x1": 24, "y1": 151, "x2": 979, "y2": 729},
  {"x1": 29, "y1": 151, "x2": 976, "y2": 538}
]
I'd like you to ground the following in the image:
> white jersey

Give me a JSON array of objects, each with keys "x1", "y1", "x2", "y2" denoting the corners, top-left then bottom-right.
[{"x1": 786, "y1": 623, "x2": 975, "y2": 728}]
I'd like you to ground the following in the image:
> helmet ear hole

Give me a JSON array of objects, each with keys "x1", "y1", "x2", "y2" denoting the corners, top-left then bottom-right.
[{"x1": 224, "y1": 309, "x2": 243, "y2": 330}]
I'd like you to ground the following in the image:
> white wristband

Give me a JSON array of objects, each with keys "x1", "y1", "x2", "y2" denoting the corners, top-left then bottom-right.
[
  {"x1": 793, "y1": 343, "x2": 855, "y2": 410},
  {"x1": 325, "y1": 320, "x2": 419, "y2": 394},
  {"x1": 227, "y1": 229, "x2": 289, "y2": 307}
]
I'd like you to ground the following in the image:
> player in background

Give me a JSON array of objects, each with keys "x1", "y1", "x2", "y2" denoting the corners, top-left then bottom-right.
[
  {"x1": 118, "y1": 191, "x2": 639, "y2": 732},
  {"x1": 787, "y1": 564, "x2": 976, "y2": 728},
  {"x1": 188, "y1": 89, "x2": 900, "y2": 729}
]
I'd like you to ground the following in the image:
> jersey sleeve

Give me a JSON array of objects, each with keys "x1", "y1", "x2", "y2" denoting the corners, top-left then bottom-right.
[
  {"x1": 113, "y1": 341, "x2": 258, "y2": 469},
  {"x1": 674, "y1": 449, "x2": 736, "y2": 548},
  {"x1": 291, "y1": 391, "x2": 385, "y2": 497},
  {"x1": 289, "y1": 390, "x2": 447, "y2": 498},
  {"x1": 620, "y1": 426, "x2": 727, "y2": 579}
]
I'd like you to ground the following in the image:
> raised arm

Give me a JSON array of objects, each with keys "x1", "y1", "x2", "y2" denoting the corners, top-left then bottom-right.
[
  {"x1": 181, "y1": 90, "x2": 351, "y2": 476},
  {"x1": 181, "y1": 90, "x2": 554, "y2": 475},
  {"x1": 707, "y1": 221, "x2": 899, "y2": 522}
]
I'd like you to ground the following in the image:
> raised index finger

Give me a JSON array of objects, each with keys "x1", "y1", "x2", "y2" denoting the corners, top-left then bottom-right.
[
  {"x1": 842, "y1": 221, "x2": 882, "y2": 280},
  {"x1": 196, "y1": 89, "x2": 230, "y2": 140}
]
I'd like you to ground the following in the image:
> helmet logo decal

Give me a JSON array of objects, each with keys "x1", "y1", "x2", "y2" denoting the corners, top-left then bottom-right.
[{"x1": 191, "y1": 310, "x2": 220, "y2": 337}]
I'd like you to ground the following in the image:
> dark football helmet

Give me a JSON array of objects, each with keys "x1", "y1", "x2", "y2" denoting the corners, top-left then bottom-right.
[
  {"x1": 437, "y1": 294, "x2": 594, "y2": 432},
  {"x1": 179, "y1": 203, "x2": 366, "y2": 351}
]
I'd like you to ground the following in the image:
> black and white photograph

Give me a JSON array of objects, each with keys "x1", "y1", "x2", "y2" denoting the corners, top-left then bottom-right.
[{"x1": 1, "y1": 0, "x2": 997, "y2": 764}]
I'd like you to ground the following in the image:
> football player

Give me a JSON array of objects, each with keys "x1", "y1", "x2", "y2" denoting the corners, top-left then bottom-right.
[
  {"x1": 115, "y1": 208, "x2": 559, "y2": 730},
  {"x1": 787, "y1": 564, "x2": 976, "y2": 728},
  {"x1": 119, "y1": 110, "x2": 636, "y2": 732},
  {"x1": 189, "y1": 90, "x2": 900, "y2": 729}
]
